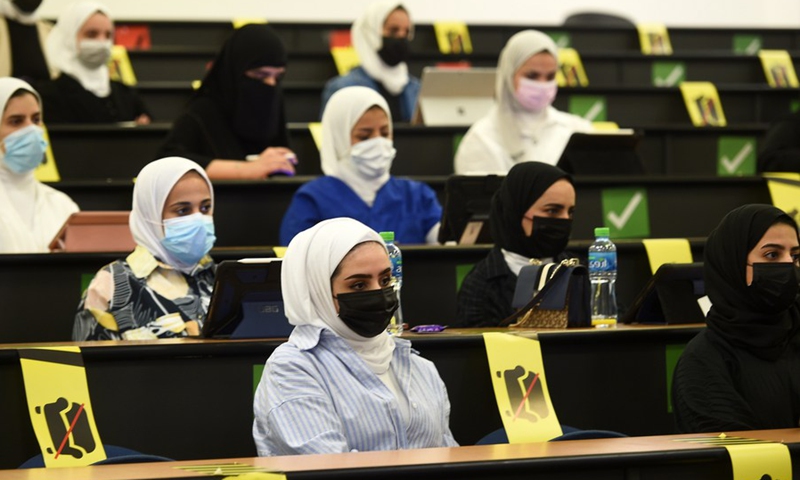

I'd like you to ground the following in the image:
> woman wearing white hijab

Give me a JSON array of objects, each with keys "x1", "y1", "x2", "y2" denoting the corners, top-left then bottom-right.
[
  {"x1": 321, "y1": 1, "x2": 418, "y2": 122},
  {"x1": 254, "y1": 217, "x2": 458, "y2": 456},
  {"x1": 38, "y1": 1, "x2": 150, "y2": 124},
  {"x1": 73, "y1": 157, "x2": 216, "y2": 341},
  {"x1": 0, "y1": 0, "x2": 55, "y2": 81},
  {"x1": 454, "y1": 30, "x2": 592, "y2": 174},
  {"x1": 0, "y1": 77, "x2": 78, "y2": 253},
  {"x1": 279, "y1": 86, "x2": 441, "y2": 245}
]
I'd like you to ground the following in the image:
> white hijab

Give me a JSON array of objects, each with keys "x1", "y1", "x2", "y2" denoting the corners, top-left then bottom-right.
[
  {"x1": 351, "y1": 0, "x2": 412, "y2": 95},
  {"x1": 282, "y1": 217, "x2": 396, "y2": 374},
  {"x1": 491, "y1": 30, "x2": 559, "y2": 159},
  {"x1": 0, "y1": 0, "x2": 38, "y2": 25},
  {"x1": 129, "y1": 157, "x2": 214, "y2": 274},
  {"x1": 320, "y1": 86, "x2": 394, "y2": 207},
  {"x1": 0, "y1": 77, "x2": 79, "y2": 253},
  {"x1": 46, "y1": 1, "x2": 111, "y2": 97}
]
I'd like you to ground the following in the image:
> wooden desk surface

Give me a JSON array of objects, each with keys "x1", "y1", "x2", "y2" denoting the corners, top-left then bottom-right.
[{"x1": 3, "y1": 429, "x2": 797, "y2": 480}]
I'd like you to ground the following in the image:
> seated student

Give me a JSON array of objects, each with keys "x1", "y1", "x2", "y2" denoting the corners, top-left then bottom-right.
[
  {"x1": 253, "y1": 217, "x2": 458, "y2": 455},
  {"x1": 757, "y1": 110, "x2": 800, "y2": 173},
  {"x1": 38, "y1": 1, "x2": 150, "y2": 124},
  {"x1": 672, "y1": 204, "x2": 800, "y2": 433},
  {"x1": 0, "y1": 77, "x2": 78, "y2": 253},
  {"x1": 0, "y1": 0, "x2": 55, "y2": 81},
  {"x1": 156, "y1": 24, "x2": 297, "y2": 180},
  {"x1": 280, "y1": 86, "x2": 441, "y2": 245},
  {"x1": 321, "y1": 1, "x2": 418, "y2": 122},
  {"x1": 454, "y1": 30, "x2": 592, "y2": 174},
  {"x1": 73, "y1": 157, "x2": 216, "y2": 341},
  {"x1": 455, "y1": 162, "x2": 575, "y2": 327}
]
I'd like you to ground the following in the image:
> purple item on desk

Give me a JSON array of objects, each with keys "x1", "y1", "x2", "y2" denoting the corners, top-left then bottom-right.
[{"x1": 410, "y1": 324, "x2": 447, "y2": 334}]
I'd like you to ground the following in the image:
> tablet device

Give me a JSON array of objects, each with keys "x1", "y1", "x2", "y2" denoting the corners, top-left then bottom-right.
[
  {"x1": 556, "y1": 132, "x2": 645, "y2": 175},
  {"x1": 437, "y1": 174, "x2": 504, "y2": 244},
  {"x1": 621, "y1": 262, "x2": 706, "y2": 325},
  {"x1": 49, "y1": 211, "x2": 136, "y2": 252},
  {"x1": 413, "y1": 67, "x2": 496, "y2": 126},
  {"x1": 202, "y1": 258, "x2": 293, "y2": 339}
]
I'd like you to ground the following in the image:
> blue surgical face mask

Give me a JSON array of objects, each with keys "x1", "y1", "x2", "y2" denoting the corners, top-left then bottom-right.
[
  {"x1": 160, "y1": 213, "x2": 216, "y2": 267},
  {"x1": 3, "y1": 124, "x2": 46, "y2": 174}
]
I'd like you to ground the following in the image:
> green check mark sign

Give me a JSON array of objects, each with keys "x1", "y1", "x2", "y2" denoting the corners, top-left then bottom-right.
[
  {"x1": 601, "y1": 188, "x2": 651, "y2": 238},
  {"x1": 717, "y1": 136, "x2": 756, "y2": 176}
]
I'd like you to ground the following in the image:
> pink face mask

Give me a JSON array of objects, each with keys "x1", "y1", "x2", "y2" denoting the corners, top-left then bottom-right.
[{"x1": 514, "y1": 78, "x2": 558, "y2": 112}]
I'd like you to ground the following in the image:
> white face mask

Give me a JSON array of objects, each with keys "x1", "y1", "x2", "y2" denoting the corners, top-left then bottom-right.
[
  {"x1": 77, "y1": 39, "x2": 112, "y2": 69},
  {"x1": 514, "y1": 78, "x2": 558, "y2": 112},
  {"x1": 349, "y1": 136, "x2": 396, "y2": 179}
]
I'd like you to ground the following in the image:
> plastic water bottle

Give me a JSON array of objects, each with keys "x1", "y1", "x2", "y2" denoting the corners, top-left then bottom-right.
[
  {"x1": 588, "y1": 227, "x2": 618, "y2": 327},
  {"x1": 380, "y1": 231, "x2": 404, "y2": 336}
]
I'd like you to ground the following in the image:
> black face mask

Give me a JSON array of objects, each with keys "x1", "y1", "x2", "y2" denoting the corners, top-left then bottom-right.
[
  {"x1": 12, "y1": 0, "x2": 41, "y2": 13},
  {"x1": 521, "y1": 216, "x2": 572, "y2": 259},
  {"x1": 377, "y1": 37, "x2": 409, "y2": 67},
  {"x1": 233, "y1": 76, "x2": 280, "y2": 144},
  {"x1": 336, "y1": 286, "x2": 399, "y2": 338},
  {"x1": 749, "y1": 263, "x2": 800, "y2": 314}
]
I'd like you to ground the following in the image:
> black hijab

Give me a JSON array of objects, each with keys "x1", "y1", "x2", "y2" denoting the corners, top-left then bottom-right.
[
  {"x1": 704, "y1": 204, "x2": 800, "y2": 360},
  {"x1": 489, "y1": 162, "x2": 572, "y2": 258},
  {"x1": 196, "y1": 24, "x2": 288, "y2": 153}
]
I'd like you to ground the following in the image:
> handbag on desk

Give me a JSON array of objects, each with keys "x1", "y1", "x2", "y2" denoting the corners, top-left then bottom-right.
[{"x1": 501, "y1": 258, "x2": 591, "y2": 329}]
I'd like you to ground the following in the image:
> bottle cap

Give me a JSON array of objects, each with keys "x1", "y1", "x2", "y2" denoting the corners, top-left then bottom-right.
[
  {"x1": 379, "y1": 231, "x2": 395, "y2": 243},
  {"x1": 594, "y1": 227, "x2": 610, "y2": 238}
]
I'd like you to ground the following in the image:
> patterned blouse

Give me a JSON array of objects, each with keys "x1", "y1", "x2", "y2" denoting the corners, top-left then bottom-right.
[{"x1": 73, "y1": 246, "x2": 215, "y2": 341}]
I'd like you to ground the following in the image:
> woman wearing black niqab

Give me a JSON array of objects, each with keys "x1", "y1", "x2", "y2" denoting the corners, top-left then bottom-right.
[
  {"x1": 672, "y1": 204, "x2": 800, "y2": 433},
  {"x1": 455, "y1": 161, "x2": 575, "y2": 327},
  {"x1": 156, "y1": 24, "x2": 297, "y2": 180}
]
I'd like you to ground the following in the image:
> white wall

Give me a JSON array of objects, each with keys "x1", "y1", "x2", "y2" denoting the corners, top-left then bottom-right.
[{"x1": 37, "y1": 0, "x2": 800, "y2": 28}]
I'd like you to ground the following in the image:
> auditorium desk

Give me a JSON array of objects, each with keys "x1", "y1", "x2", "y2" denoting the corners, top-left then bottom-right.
[
  {"x1": 134, "y1": 81, "x2": 800, "y2": 124},
  {"x1": 0, "y1": 325, "x2": 704, "y2": 468},
  {"x1": 0, "y1": 240, "x2": 705, "y2": 343},
  {"x1": 4, "y1": 429, "x2": 800, "y2": 479},
  {"x1": 51, "y1": 175, "x2": 770, "y2": 246},
  {"x1": 44, "y1": 122, "x2": 771, "y2": 180},
  {"x1": 115, "y1": 20, "x2": 800, "y2": 55}
]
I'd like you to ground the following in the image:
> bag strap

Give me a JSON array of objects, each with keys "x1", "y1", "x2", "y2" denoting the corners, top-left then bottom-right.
[{"x1": 499, "y1": 265, "x2": 570, "y2": 327}]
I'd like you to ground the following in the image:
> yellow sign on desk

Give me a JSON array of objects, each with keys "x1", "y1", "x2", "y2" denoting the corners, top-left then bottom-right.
[
  {"x1": 18, "y1": 346, "x2": 106, "y2": 467},
  {"x1": 232, "y1": 18, "x2": 268, "y2": 29},
  {"x1": 680, "y1": 81, "x2": 727, "y2": 127},
  {"x1": 758, "y1": 49, "x2": 799, "y2": 87},
  {"x1": 764, "y1": 172, "x2": 800, "y2": 224},
  {"x1": 556, "y1": 48, "x2": 589, "y2": 87},
  {"x1": 330, "y1": 46, "x2": 360, "y2": 75},
  {"x1": 35, "y1": 124, "x2": 60, "y2": 182},
  {"x1": 483, "y1": 333, "x2": 562, "y2": 443},
  {"x1": 433, "y1": 21, "x2": 473, "y2": 54},
  {"x1": 725, "y1": 443, "x2": 791, "y2": 480},
  {"x1": 108, "y1": 45, "x2": 137, "y2": 86},
  {"x1": 307, "y1": 122, "x2": 323, "y2": 152},
  {"x1": 637, "y1": 23, "x2": 673, "y2": 55},
  {"x1": 642, "y1": 238, "x2": 693, "y2": 275}
]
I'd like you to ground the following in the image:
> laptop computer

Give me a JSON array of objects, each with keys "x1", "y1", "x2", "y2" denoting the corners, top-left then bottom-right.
[
  {"x1": 556, "y1": 132, "x2": 645, "y2": 175},
  {"x1": 621, "y1": 262, "x2": 706, "y2": 325},
  {"x1": 202, "y1": 258, "x2": 293, "y2": 339},
  {"x1": 49, "y1": 211, "x2": 136, "y2": 252},
  {"x1": 413, "y1": 67, "x2": 496, "y2": 126}
]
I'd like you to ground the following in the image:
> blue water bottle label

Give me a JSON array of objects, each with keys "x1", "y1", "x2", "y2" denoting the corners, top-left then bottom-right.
[{"x1": 588, "y1": 252, "x2": 617, "y2": 272}]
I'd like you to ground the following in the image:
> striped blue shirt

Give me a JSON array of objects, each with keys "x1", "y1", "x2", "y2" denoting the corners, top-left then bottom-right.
[{"x1": 253, "y1": 325, "x2": 459, "y2": 456}]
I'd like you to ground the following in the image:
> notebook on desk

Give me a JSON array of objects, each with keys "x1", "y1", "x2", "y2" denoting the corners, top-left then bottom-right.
[
  {"x1": 49, "y1": 211, "x2": 136, "y2": 252},
  {"x1": 412, "y1": 67, "x2": 496, "y2": 126},
  {"x1": 202, "y1": 258, "x2": 293, "y2": 339}
]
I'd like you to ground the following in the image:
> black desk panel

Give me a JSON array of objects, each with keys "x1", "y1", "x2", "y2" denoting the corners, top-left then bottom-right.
[
  {"x1": 51, "y1": 175, "x2": 771, "y2": 246},
  {"x1": 0, "y1": 326, "x2": 703, "y2": 469},
  {"x1": 46, "y1": 123, "x2": 770, "y2": 180}
]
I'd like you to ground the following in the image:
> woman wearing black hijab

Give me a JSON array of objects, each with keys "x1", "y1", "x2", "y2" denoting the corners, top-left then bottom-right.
[
  {"x1": 672, "y1": 204, "x2": 800, "y2": 433},
  {"x1": 156, "y1": 24, "x2": 297, "y2": 180},
  {"x1": 455, "y1": 162, "x2": 575, "y2": 327},
  {"x1": 0, "y1": 0, "x2": 53, "y2": 82}
]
